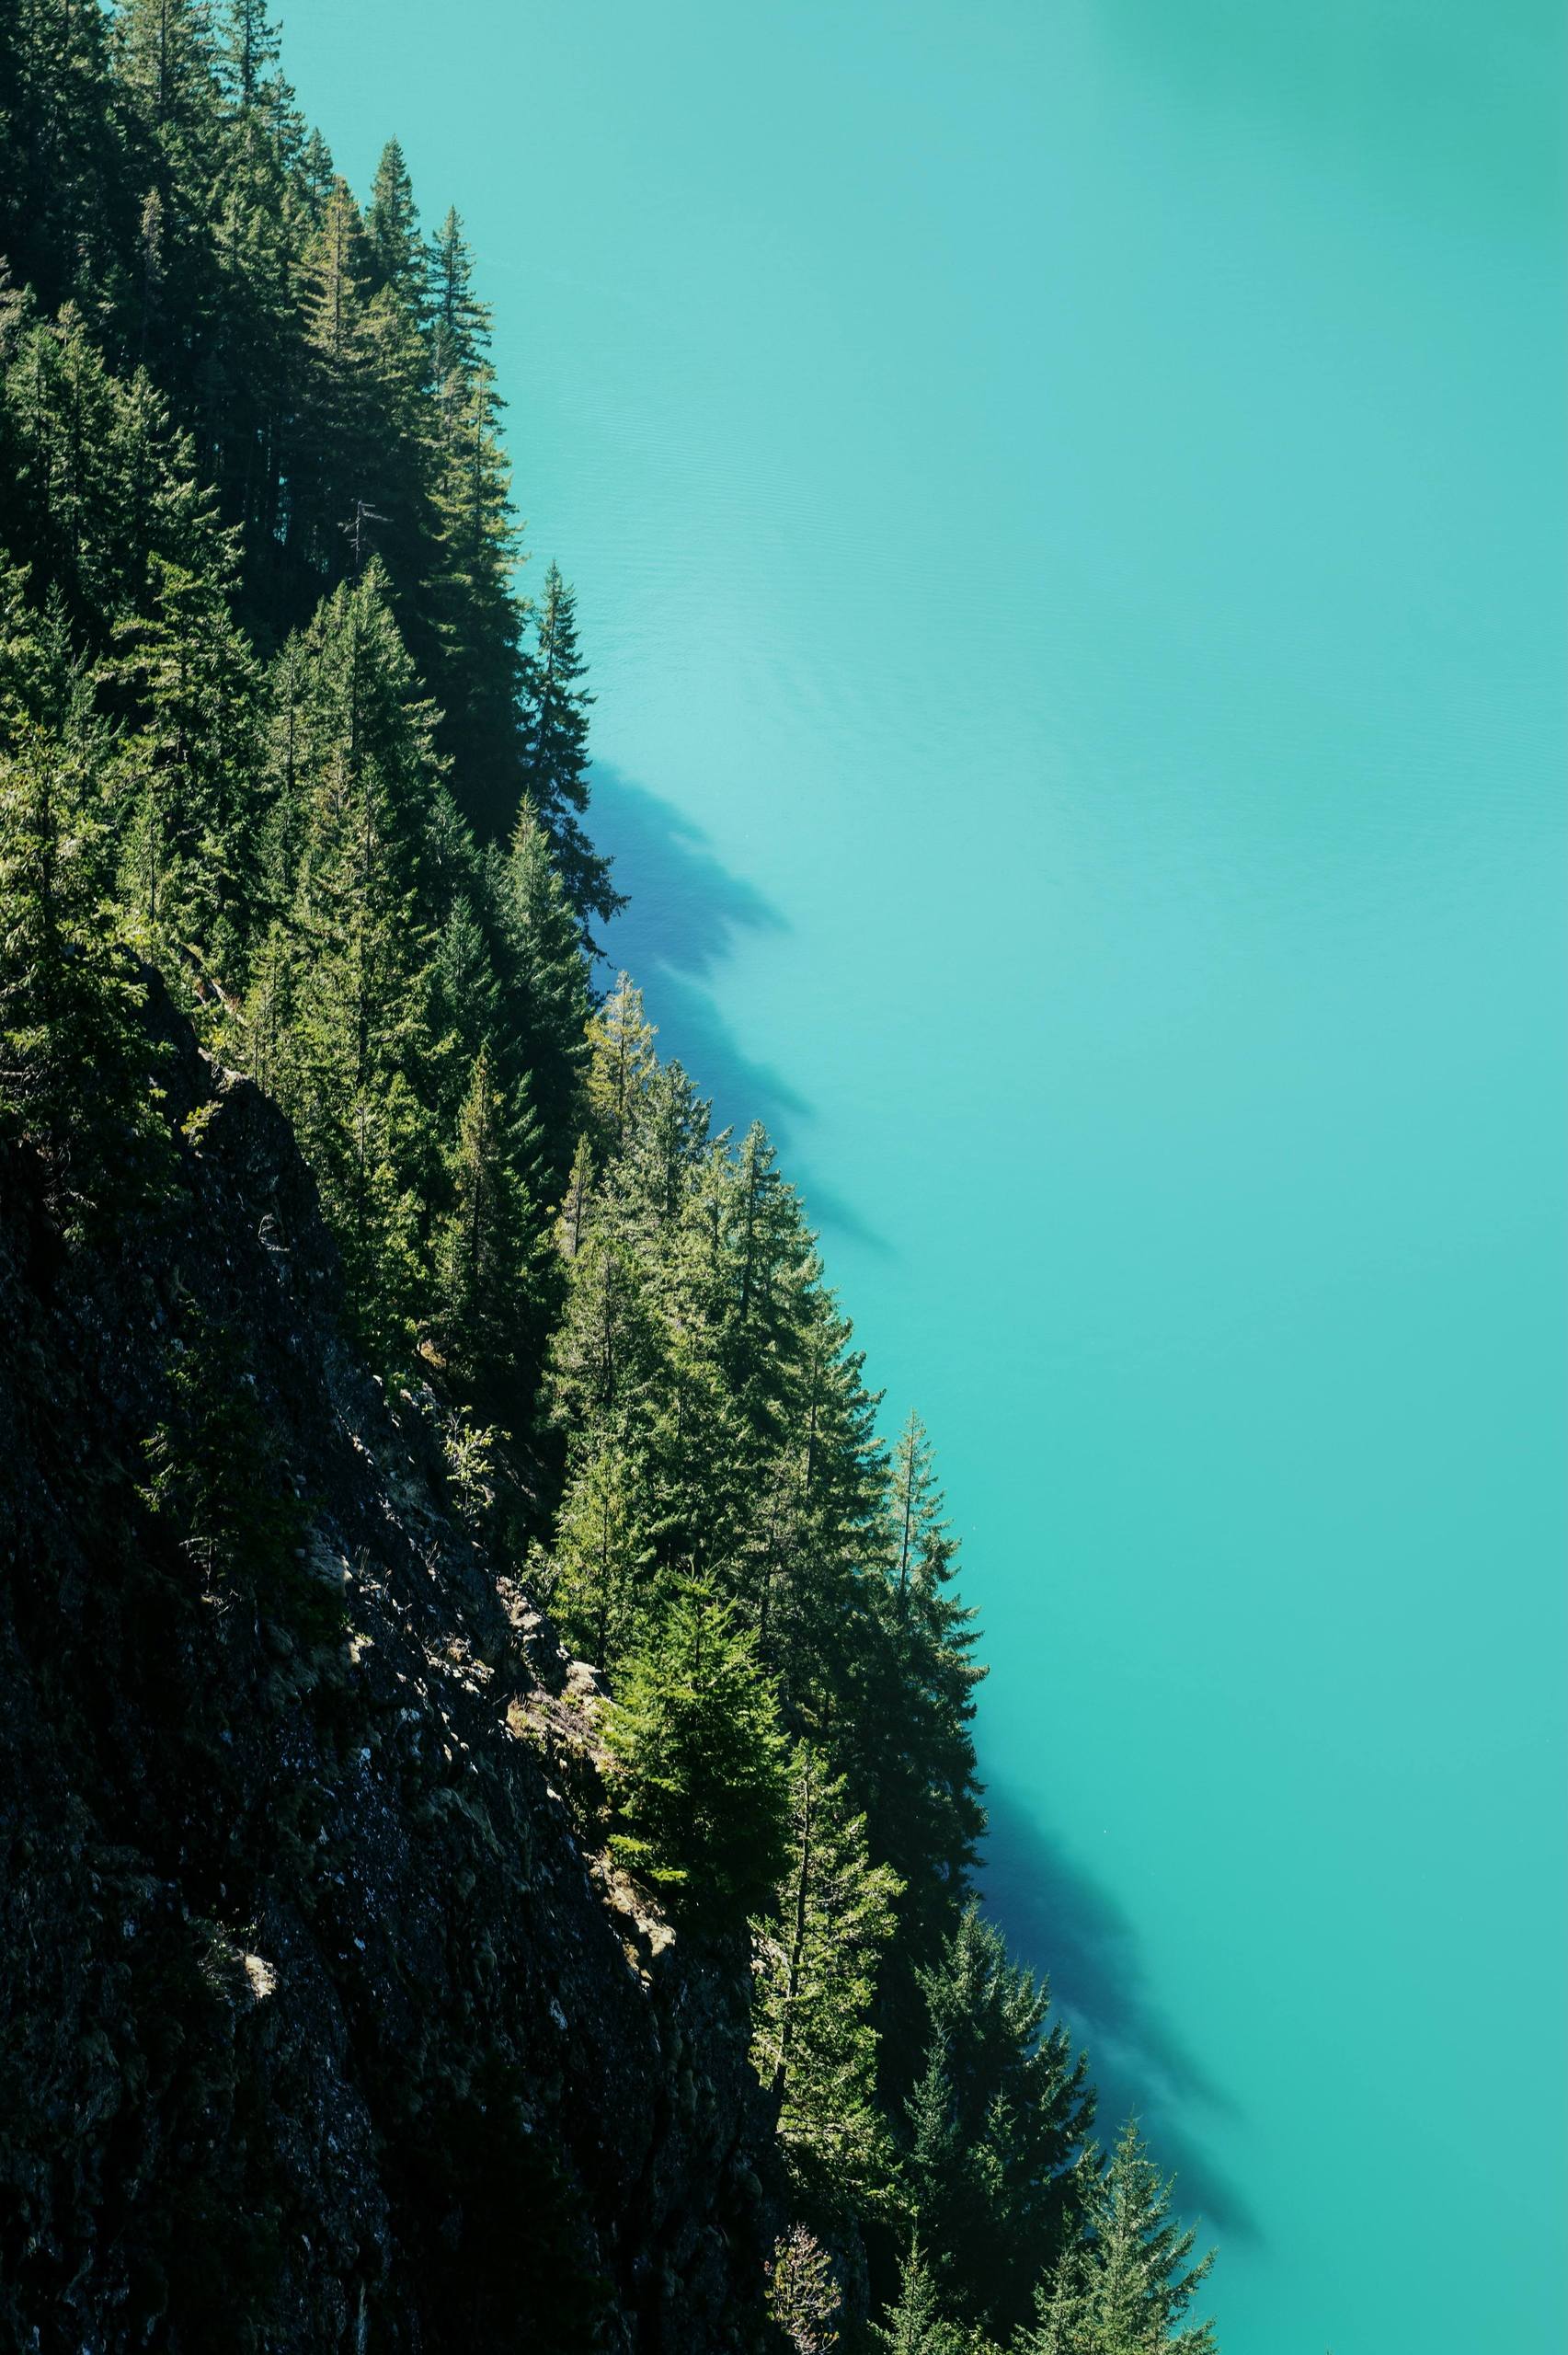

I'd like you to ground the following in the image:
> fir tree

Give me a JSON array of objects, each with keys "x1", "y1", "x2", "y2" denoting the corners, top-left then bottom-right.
[
  {"x1": 431, "y1": 1044, "x2": 545, "y2": 1408},
  {"x1": 216, "y1": 0, "x2": 283, "y2": 112},
  {"x1": 112, "y1": 0, "x2": 228, "y2": 385},
  {"x1": 295, "y1": 125, "x2": 337, "y2": 224},
  {"x1": 601, "y1": 1581, "x2": 790, "y2": 1927},
  {"x1": 618, "y1": 1057, "x2": 711, "y2": 1233},
  {"x1": 364, "y1": 138, "x2": 426, "y2": 316},
  {"x1": 1020, "y1": 2120, "x2": 1218, "y2": 2355},
  {"x1": 426, "y1": 204, "x2": 491, "y2": 384},
  {"x1": 544, "y1": 1214, "x2": 663, "y2": 1431},
  {"x1": 549, "y1": 1434, "x2": 656, "y2": 1674},
  {"x1": 889, "y1": 1411, "x2": 956, "y2": 1604},
  {"x1": 423, "y1": 340, "x2": 526, "y2": 842},
  {"x1": 717, "y1": 1120, "x2": 807, "y2": 1416},
  {"x1": 258, "y1": 565, "x2": 441, "y2": 1361},
  {"x1": 905, "y1": 1909, "x2": 1094, "y2": 2339},
  {"x1": 113, "y1": 0, "x2": 219, "y2": 136},
  {"x1": 0, "y1": 0, "x2": 130, "y2": 318},
  {"x1": 292, "y1": 176, "x2": 376, "y2": 577},
  {"x1": 752, "y1": 1743, "x2": 902, "y2": 2210},
  {"x1": 109, "y1": 544, "x2": 266, "y2": 984},
  {"x1": 871, "y1": 2239, "x2": 968, "y2": 2355},
  {"x1": 852, "y1": 1414, "x2": 986, "y2": 2039},
  {"x1": 497, "y1": 795, "x2": 590, "y2": 1162},
  {"x1": 426, "y1": 892, "x2": 499, "y2": 1113},
  {"x1": 586, "y1": 971, "x2": 657, "y2": 1153},
  {"x1": 1019, "y1": 2250, "x2": 1099, "y2": 2355},
  {"x1": 558, "y1": 1132, "x2": 595, "y2": 1259},
  {"x1": 520, "y1": 560, "x2": 589, "y2": 827},
  {"x1": 755, "y1": 1271, "x2": 884, "y2": 1703},
  {"x1": 518, "y1": 559, "x2": 618, "y2": 929},
  {"x1": 0, "y1": 687, "x2": 169, "y2": 1229}
]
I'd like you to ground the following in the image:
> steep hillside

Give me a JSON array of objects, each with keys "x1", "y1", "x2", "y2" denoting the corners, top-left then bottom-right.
[
  {"x1": 0, "y1": 986, "x2": 781, "y2": 2353},
  {"x1": 0, "y1": 6, "x2": 1226, "y2": 2348}
]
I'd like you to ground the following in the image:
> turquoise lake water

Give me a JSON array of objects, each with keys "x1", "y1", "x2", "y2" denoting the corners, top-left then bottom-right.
[{"x1": 289, "y1": 5, "x2": 1566, "y2": 2344}]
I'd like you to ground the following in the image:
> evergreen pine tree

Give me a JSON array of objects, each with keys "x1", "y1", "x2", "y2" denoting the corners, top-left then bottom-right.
[
  {"x1": 548, "y1": 1218, "x2": 667, "y2": 1439},
  {"x1": 889, "y1": 1411, "x2": 956, "y2": 1603},
  {"x1": 498, "y1": 796, "x2": 590, "y2": 1162},
  {"x1": 520, "y1": 560, "x2": 589, "y2": 824},
  {"x1": 364, "y1": 137, "x2": 426, "y2": 316},
  {"x1": 601, "y1": 1581, "x2": 790, "y2": 1926},
  {"x1": 586, "y1": 971, "x2": 657, "y2": 1153},
  {"x1": 112, "y1": 0, "x2": 228, "y2": 387},
  {"x1": 431, "y1": 1044, "x2": 545, "y2": 1408},
  {"x1": 549, "y1": 1435, "x2": 657, "y2": 1674},
  {"x1": 618, "y1": 1058, "x2": 711, "y2": 1233},
  {"x1": 753, "y1": 1270, "x2": 884, "y2": 1706},
  {"x1": 851, "y1": 1414, "x2": 986, "y2": 2039},
  {"x1": 0, "y1": 0, "x2": 130, "y2": 318},
  {"x1": 203, "y1": 86, "x2": 298, "y2": 557},
  {"x1": 425, "y1": 887, "x2": 500, "y2": 1128},
  {"x1": 752, "y1": 1743, "x2": 902, "y2": 2209},
  {"x1": 114, "y1": 0, "x2": 219, "y2": 135},
  {"x1": 1020, "y1": 2252, "x2": 1090, "y2": 2355},
  {"x1": 1020, "y1": 2121, "x2": 1217, "y2": 2355},
  {"x1": 518, "y1": 559, "x2": 618, "y2": 930},
  {"x1": 717, "y1": 1120, "x2": 808, "y2": 1417},
  {"x1": 261, "y1": 564, "x2": 441, "y2": 1361},
  {"x1": 216, "y1": 0, "x2": 283, "y2": 111},
  {"x1": 0, "y1": 699, "x2": 169, "y2": 1226},
  {"x1": 905, "y1": 1909, "x2": 1094, "y2": 2340},
  {"x1": 110, "y1": 544, "x2": 266, "y2": 984},
  {"x1": 295, "y1": 126, "x2": 337, "y2": 224},
  {"x1": 870, "y1": 2239, "x2": 967, "y2": 2355},
  {"x1": 558, "y1": 1132, "x2": 595, "y2": 1259},
  {"x1": 426, "y1": 204, "x2": 491, "y2": 383},
  {"x1": 292, "y1": 177, "x2": 375, "y2": 577},
  {"x1": 423, "y1": 342, "x2": 526, "y2": 840}
]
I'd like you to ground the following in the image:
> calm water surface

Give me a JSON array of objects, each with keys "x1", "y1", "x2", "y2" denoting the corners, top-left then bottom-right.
[{"x1": 291, "y1": 5, "x2": 1566, "y2": 2345}]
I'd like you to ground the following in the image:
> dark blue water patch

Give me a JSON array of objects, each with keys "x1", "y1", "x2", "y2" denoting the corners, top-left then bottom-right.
[
  {"x1": 589, "y1": 762, "x2": 886, "y2": 1252},
  {"x1": 589, "y1": 762, "x2": 788, "y2": 982},
  {"x1": 589, "y1": 760, "x2": 796, "y2": 1124},
  {"x1": 979, "y1": 1778, "x2": 1258, "y2": 2242}
]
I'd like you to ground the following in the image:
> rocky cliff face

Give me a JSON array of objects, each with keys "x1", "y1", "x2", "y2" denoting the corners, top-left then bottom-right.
[{"x1": 0, "y1": 993, "x2": 783, "y2": 2353}]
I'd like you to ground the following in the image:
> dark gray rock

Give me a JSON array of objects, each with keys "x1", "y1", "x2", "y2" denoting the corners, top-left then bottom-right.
[{"x1": 0, "y1": 994, "x2": 783, "y2": 2352}]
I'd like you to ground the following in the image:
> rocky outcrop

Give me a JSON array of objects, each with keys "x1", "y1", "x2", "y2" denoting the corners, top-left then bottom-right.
[{"x1": 0, "y1": 994, "x2": 783, "y2": 2352}]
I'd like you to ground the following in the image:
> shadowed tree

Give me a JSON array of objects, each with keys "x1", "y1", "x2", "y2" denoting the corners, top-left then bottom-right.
[
  {"x1": 904, "y1": 1908, "x2": 1095, "y2": 2340},
  {"x1": 753, "y1": 1742, "x2": 902, "y2": 2212},
  {"x1": 601, "y1": 1581, "x2": 790, "y2": 1928},
  {"x1": 1018, "y1": 2119, "x2": 1217, "y2": 2355},
  {"x1": 518, "y1": 560, "x2": 619, "y2": 931},
  {"x1": 870, "y1": 2238, "x2": 970, "y2": 2355},
  {"x1": 432, "y1": 1044, "x2": 547, "y2": 1409},
  {"x1": 0, "y1": 620, "x2": 171, "y2": 1228}
]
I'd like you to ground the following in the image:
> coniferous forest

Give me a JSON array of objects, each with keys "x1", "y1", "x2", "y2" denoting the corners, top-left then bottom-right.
[{"x1": 0, "y1": 6, "x2": 1222, "y2": 2349}]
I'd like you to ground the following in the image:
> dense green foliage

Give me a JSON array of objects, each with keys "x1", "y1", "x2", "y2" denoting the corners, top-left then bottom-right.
[
  {"x1": 0, "y1": 7, "x2": 1219, "y2": 2349},
  {"x1": 601, "y1": 1580, "x2": 791, "y2": 1920},
  {"x1": 871, "y1": 2240, "x2": 974, "y2": 2355},
  {"x1": 1018, "y1": 2122, "x2": 1218, "y2": 2355},
  {"x1": 753, "y1": 1743, "x2": 902, "y2": 2216}
]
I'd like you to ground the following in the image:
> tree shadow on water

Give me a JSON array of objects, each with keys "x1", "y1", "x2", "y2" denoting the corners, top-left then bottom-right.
[
  {"x1": 979, "y1": 1779, "x2": 1261, "y2": 2243},
  {"x1": 589, "y1": 763, "x2": 883, "y2": 1249}
]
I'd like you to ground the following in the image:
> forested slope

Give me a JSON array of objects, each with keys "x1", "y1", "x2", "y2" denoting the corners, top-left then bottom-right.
[
  {"x1": 0, "y1": 5, "x2": 1222, "y2": 2349},
  {"x1": 0, "y1": 976, "x2": 782, "y2": 2351}
]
